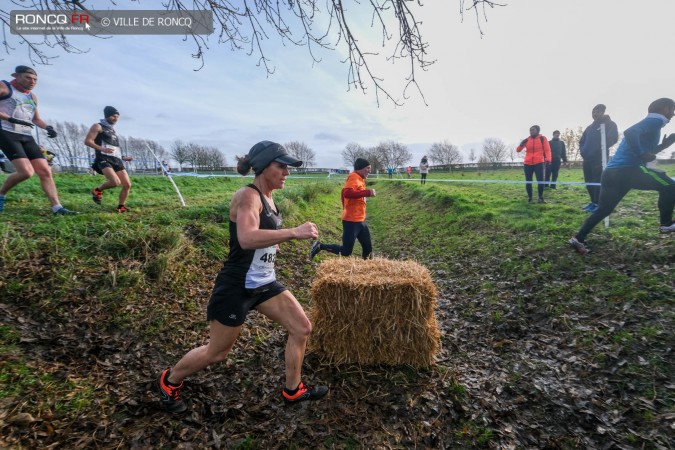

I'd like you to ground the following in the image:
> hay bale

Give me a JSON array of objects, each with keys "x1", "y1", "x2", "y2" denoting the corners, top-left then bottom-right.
[{"x1": 308, "y1": 257, "x2": 440, "y2": 367}]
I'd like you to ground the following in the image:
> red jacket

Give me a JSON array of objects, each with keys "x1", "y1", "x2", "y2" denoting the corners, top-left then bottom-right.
[{"x1": 516, "y1": 135, "x2": 552, "y2": 165}]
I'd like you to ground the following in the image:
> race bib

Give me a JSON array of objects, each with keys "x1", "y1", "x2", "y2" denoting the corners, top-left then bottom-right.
[
  {"x1": 103, "y1": 144, "x2": 122, "y2": 159},
  {"x1": 245, "y1": 246, "x2": 277, "y2": 288}
]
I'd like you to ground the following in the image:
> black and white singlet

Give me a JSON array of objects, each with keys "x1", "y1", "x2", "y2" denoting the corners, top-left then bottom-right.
[{"x1": 221, "y1": 184, "x2": 282, "y2": 289}]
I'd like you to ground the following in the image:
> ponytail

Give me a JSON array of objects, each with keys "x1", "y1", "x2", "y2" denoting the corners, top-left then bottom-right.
[{"x1": 236, "y1": 155, "x2": 253, "y2": 176}]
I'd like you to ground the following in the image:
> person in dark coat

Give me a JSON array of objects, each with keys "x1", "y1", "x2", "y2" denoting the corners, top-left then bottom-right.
[
  {"x1": 579, "y1": 104, "x2": 619, "y2": 212},
  {"x1": 545, "y1": 130, "x2": 567, "y2": 189}
]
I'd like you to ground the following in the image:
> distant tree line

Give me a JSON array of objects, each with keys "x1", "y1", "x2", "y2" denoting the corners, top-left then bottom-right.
[
  {"x1": 40, "y1": 121, "x2": 229, "y2": 171},
  {"x1": 337, "y1": 125, "x2": 659, "y2": 172},
  {"x1": 170, "y1": 141, "x2": 227, "y2": 171}
]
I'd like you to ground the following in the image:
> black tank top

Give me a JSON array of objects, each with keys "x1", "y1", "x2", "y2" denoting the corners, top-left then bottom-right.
[
  {"x1": 94, "y1": 122, "x2": 119, "y2": 148},
  {"x1": 221, "y1": 184, "x2": 283, "y2": 288}
]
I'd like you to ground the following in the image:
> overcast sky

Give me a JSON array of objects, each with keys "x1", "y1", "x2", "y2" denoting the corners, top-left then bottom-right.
[{"x1": 6, "y1": 0, "x2": 675, "y2": 168}]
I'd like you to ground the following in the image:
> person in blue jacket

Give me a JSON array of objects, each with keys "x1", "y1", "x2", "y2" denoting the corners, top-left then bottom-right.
[
  {"x1": 579, "y1": 104, "x2": 619, "y2": 212},
  {"x1": 569, "y1": 98, "x2": 675, "y2": 255}
]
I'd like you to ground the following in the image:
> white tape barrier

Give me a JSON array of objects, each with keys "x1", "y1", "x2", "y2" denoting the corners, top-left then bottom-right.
[
  {"x1": 163, "y1": 173, "x2": 675, "y2": 185},
  {"x1": 143, "y1": 144, "x2": 186, "y2": 207}
]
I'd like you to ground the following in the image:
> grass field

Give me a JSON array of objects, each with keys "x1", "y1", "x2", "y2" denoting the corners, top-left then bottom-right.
[{"x1": 0, "y1": 165, "x2": 673, "y2": 449}]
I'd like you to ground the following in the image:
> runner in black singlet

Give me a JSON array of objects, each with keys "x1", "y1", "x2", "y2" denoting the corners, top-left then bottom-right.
[
  {"x1": 156, "y1": 141, "x2": 329, "y2": 414},
  {"x1": 85, "y1": 106, "x2": 133, "y2": 213}
]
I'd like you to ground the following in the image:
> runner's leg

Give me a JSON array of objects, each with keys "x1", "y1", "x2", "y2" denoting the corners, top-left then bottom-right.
[
  {"x1": 116, "y1": 169, "x2": 131, "y2": 205},
  {"x1": 166, "y1": 321, "x2": 242, "y2": 384},
  {"x1": 256, "y1": 290, "x2": 311, "y2": 390},
  {"x1": 0, "y1": 158, "x2": 34, "y2": 195},
  {"x1": 31, "y1": 157, "x2": 61, "y2": 207}
]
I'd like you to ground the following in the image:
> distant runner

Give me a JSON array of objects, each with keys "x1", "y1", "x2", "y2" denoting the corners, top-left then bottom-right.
[
  {"x1": 310, "y1": 157, "x2": 376, "y2": 260},
  {"x1": 0, "y1": 65, "x2": 76, "y2": 215},
  {"x1": 85, "y1": 106, "x2": 133, "y2": 213}
]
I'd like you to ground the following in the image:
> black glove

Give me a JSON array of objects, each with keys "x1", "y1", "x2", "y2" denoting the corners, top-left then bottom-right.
[
  {"x1": 654, "y1": 133, "x2": 675, "y2": 152},
  {"x1": 519, "y1": 138, "x2": 528, "y2": 147},
  {"x1": 46, "y1": 126, "x2": 57, "y2": 139},
  {"x1": 7, "y1": 117, "x2": 34, "y2": 128}
]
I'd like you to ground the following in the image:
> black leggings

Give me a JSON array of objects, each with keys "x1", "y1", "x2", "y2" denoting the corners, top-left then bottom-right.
[
  {"x1": 323, "y1": 220, "x2": 373, "y2": 259},
  {"x1": 583, "y1": 159, "x2": 603, "y2": 204},
  {"x1": 523, "y1": 163, "x2": 545, "y2": 199},
  {"x1": 421, "y1": 173, "x2": 427, "y2": 184},
  {"x1": 576, "y1": 166, "x2": 675, "y2": 241},
  {"x1": 545, "y1": 160, "x2": 562, "y2": 188}
]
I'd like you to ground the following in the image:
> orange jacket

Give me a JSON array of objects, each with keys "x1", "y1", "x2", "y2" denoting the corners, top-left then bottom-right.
[
  {"x1": 516, "y1": 135, "x2": 552, "y2": 165},
  {"x1": 341, "y1": 171, "x2": 374, "y2": 222}
]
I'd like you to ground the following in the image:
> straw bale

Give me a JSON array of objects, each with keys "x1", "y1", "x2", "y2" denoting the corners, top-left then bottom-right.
[{"x1": 308, "y1": 257, "x2": 440, "y2": 367}]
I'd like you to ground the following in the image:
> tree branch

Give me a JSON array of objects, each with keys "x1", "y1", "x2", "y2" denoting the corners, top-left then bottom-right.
[{"x1": 0, "y1": 0, "x2": 504, "y2": 104}]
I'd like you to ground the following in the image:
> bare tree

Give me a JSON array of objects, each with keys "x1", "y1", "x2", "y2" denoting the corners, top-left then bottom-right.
[
  {"x1": 45, "y1": 121, "x2": 89, "y2": 169},
  {"x1": 373, "y1": 140, "x2": 412, "y2": 170},
  {"x1": 171, "y1": 140, "x2": 192, "y2": 170},
  {"x1": 428, "y1": 140, "x2": 462, "y2": 166},
  {"x1": 341, "y1": 142, "x2": 367, "y2": 168},
  {"x1": 561, "y1": 127, "x2": 584, "y2": 161},
  {"x1": 124, "y1": 137, "x2": 166, "y2": 169},
  {"x1": 468, "y1": 147, "x2": 477, "y2": 164},
  {"x1": 179, "y1": 143, "x2": 225, "y2": 171},
  {"x1": 285, "y1": 141, "x2": 316, "y2": 168},
  {"x1": 508, "y1": 146, "x2": 518, "y2": 162},
  {"x1": 481, "y1": 137, "x2": 508, "y2": 164},
  {"x1": 460, "y1": 0, "x2": 506, "y2": 37},
  {"x1": 476, "y1": 154, "x2": 491, "y2": 170},
  {"x1": 192, "y1": 144, "x2": 210, "y2": 171},
  {"x1": 205, "y1": 146, "x2": 226, "y2": 169},
  {"x1": 0, "y1": 1, "x2": 503, "y2": 103},
  {"x1": 363, "y1": 147, "x2": 386, "y2": 173}
]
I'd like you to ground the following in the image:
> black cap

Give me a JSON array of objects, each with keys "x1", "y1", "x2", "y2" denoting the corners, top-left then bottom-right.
[
  {"x1": 248, "y1": 141, "x2": 302, "y2": 173},
  {"x1": 13, "y1": 65, "x2": 37, "y2": 76},
  {"x1": 104, "y1": 106, "x2": 119, "y2": 117},
  {"x1": 354, "y1": 158, "x2": 370, "y2": 170}
]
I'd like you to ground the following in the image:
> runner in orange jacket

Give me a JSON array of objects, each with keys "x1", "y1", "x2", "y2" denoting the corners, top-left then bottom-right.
[
  {"x1": 516, "y1": 125, "x2": 551, "y2": 203},
  {"x1": 310, "y1": 157, "x2": 376, "y2": 259}
]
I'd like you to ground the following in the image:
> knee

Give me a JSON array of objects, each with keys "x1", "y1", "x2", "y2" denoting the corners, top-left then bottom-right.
[
  {"x1": 34, "y1": 168, "x2": 52, "y2": 180},
  {"x1": 121, "y1": 180, "x2": 131, "y2": 189},
  {"x1": 15, "y1": 170, "x2": 33, "y2": 181},
  {"x1": 291, "y1": 319, "x2": 312, "y2": 340}
]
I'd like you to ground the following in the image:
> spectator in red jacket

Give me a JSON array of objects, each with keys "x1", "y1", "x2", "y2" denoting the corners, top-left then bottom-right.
[{"x1": 517, "y1": 125, "x2": 551, "y2": 203}]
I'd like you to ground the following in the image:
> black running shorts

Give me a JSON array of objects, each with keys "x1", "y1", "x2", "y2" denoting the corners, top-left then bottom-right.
[
  {"x1": 0, "y1": 130, "x2": 43, "y2": 161},
  {"x1": 92, "y1": 154, "x2": 126, "y2": 174},
  {"x1": 207, "y1": 275, "x2": 287, "y2": 327}
]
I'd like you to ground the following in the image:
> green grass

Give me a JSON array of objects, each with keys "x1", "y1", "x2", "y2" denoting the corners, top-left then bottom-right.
[{"x1": 0, "y1": 166, "x2": 673, "y2": 449}]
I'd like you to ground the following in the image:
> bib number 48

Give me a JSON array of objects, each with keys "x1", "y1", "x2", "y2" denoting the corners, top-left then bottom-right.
[{"x1": 259, "y1": 252, "x2": 276, "y2": 263}]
